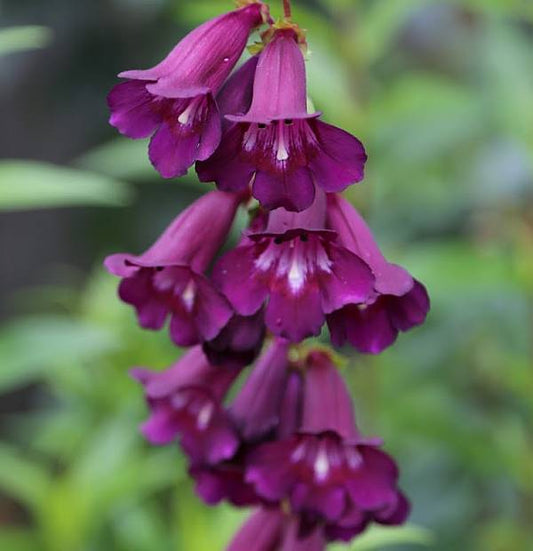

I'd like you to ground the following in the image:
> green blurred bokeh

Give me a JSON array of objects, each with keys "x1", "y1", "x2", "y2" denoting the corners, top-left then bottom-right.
[{"x1": 0, "y1": 0, "x2": 532, "y2": 550}]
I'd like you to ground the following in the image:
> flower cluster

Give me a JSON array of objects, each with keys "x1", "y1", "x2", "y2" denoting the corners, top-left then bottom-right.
[{"x1": 106, "y1": 2, "x2": 430, "y2": 549}]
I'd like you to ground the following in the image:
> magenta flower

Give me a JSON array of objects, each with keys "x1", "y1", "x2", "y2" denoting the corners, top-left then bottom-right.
[
  {"x1": 245, "y1": 350, "x2": 409, "y2": 541},
  {"x1": 325, "y1": 194, "x2": 430, "y2": 353},
  {"x1": 105, "y1": 191, "x2": 241, "y2": 347},
  {"x1": 190, "y1": 454, "x2": 260, "y2": 508},
  {"x1": 216, "y1": 55, "x2": 259, "y2": 131},
  {"x1": 230, "y1": 338, "x2": 291, "y2": 442},
  {"x1": 202, "y1": 310, "x2": 266, "y2": 369},
  {"x1": 213, "y1": 192, "x2": 374, "y2": 342},
  {"x1": 108, "y1": 2, "x2": 268, "y2": 178},
  {"x1": 228, "y1": 508, "x2": 326, "y2": 551},
  {"x1": 131, "y1": 346, "x2": 240, "y2": 465},
  {"x1": 197, "y1": 27, "x2": 367, "y2": 212}
]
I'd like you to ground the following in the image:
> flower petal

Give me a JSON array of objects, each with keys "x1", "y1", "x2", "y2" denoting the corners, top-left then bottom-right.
[
  {"x1": 107, "y1": 80, "x2": 161, "y2": 139},
  {"x1": 320, "y1": 246, "x2": 374, "y2": 314},
  {"x1": 196, "y1": 124, "x2": 254, "y2": 191},
  {"x1": 309, "y1": 121, "x2": 367, "y2": 192},
  {"x1": 149, "y1": 122, "x2": 200, "y2": 178},
  {"x1": 265, "y1": 280, "x2": 324, "y2": 341},
  {"x1": 213, "y1": 245, "x2": 269, "y2": 316},
  {"x1": 253, "y1": 167, "x2": 315, "y2": 212}
]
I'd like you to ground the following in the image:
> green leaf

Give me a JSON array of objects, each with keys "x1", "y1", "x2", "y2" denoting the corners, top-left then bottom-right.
[
  {"x1": 0, "y1": 26, "x2": 53, "y2": 56},
  {"x1": 0, "y1": 443, "x2": 50, "y2": 510},
  {"x1": 330, "y1": 524, "x2": 434, "y2": 550},
  {"x1": 0, "y1": 529, "x2": 39, "y2": 551},
  {"x1": 0, "y1": 160, "x2": 134, "y2": 210},
  {"x1": 75, "y1": 139, "x2": 156, "y2": 181},
  {"x1": 0, "y1": 316, "x2": 120, "y2": 391}
]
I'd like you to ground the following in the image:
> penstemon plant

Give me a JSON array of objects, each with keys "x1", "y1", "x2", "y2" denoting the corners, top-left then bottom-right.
[{"x1": 105, "y1": 1, "x2": 430, "y2": 548}]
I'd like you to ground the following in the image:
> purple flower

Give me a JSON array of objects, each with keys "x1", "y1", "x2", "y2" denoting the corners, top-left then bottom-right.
[
  {"x1": 245, "y1": 350, "x2": 409, "y2": 541},
  {"x1": 325, "y1": 194, "x2": 430, "y2": 353},
  {"x1": 190, "y1": 455, "x2": 260, "y2": 508},
  {"x1": 105, "y1": 191, "x2": 241, "y2": 347},
  {"x1": 216, "y1": 56, "x2": 259, "y2": 132},
  {"x1": 131, "y1": 346, "x2": 239, "y2": 465},
  {"x1": 197, "y1": 27, "x2": 367, "y2": 212},
  {"x1": 108, "y1": 2, "x2": 269, "y2": 178},
  {"x1": 230, "y1": 338, "x2": 291, "y2": 442},
  {"x1": 203, "y1": 310, "x2": 266, "y2": 369},
  {"x1": 212, "y1": 192, "x2": 374, "y2": 342},
  {"x1": 228, "y1": 508, "x2": 326, "y2": 551}
]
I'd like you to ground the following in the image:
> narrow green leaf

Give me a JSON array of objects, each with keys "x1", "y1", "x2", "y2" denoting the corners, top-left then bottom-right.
[
  {"x1": 0, "y1": 26, "x2": 53, "y2": 56},
  {"x1": 0, "y1": 443, "x2": 50, "y2": 510},
  {"x1": 330, "y1": 524, "x2": 434, "y2": 550},
  {"x1": 0, "y1": 160, "x2": 134, "y2": 210},
  {"x1": 0, "y1": 316, "x2": 120, "y2": 391}
]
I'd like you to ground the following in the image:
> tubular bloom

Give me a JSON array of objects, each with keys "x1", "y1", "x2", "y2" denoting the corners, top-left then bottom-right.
[
  {"x1": 105, "y1": 191, "x2": 240, "y2": 347},
  {"x1": 246, "y1": 351, "x2": 409, "y2": 541},
  {"x1": 197, "y1": 26, "x2": 367, "y2": 212},
  {"x1": 108, "y1": 2, "x2": 269, "y2": 178},
  {"x1": 107, "y1": 2, "x2": 430, "y2": 549},
  {"x1": 325, "y1": 194, "x2": 430, "y2": 354},
  {"x1": 213, "y1": 191, "x2": 375, "y2": 342}
]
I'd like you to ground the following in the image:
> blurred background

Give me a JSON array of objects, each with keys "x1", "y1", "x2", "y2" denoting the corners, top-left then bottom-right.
[{"x1": 1, "y1": 0, "x2": 532, "y2": 550}]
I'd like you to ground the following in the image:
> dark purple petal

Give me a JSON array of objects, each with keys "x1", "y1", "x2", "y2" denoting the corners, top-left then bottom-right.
[
  {"x1": 217, "y1": 56, "x2": 259, "y2": 124},
  {"x1": 326, "y1": 194, "x2": 414, "y2": 296},
  {"x1": 203, "y1": 311, "x2": 266, "y2": 369},
  {"x1": 346, "y1": 446, "x2": 400, "y2": 511},
  {"x1": 191, "y1": 462, "x2": 260, "y2": 507},
  {"x1": 196, "y1": 95, "x2": 222, "y2": 161},
  {"x1": 388, "y1": 280, "x2": 430, "y2": 331},
  {"x1": 277, "y1": 372, "x2": 304, "y2": 440},
  {"x1": 246, "y1": 439, "x2": 298, "y2": 502},
  {"x1": 229, "y1": 29, "x2": 316, "y2": 123},
  {"x1": 328, "y1": 303, "x2": 399, "y2": 355},
  {"x1": 196, "y1": 124, "x2": 254, "y2": 191},
  {"x1": 375, "y1": 491, "x2": 410, "y2": 525},
  {"x1": 253, "y1": 167, "x2": 315, "y2": 212},
  {"x1": 192, "y1": 275, "x2": 234, "y2": 341},
  {"x1": 324, "y1": 512, "x2": 369, "y2": 543},
  {"x1": 140, "y1": 402, "x2": 180, "y2": 445},
  {"x1": 125, "y1": 3, "x2": 268, "y2": 93},
  {"x1": 230, "y1": 339, "x2": 290, "y2": 442},
  {"x1": 265, "y1": 279, "x2": 324, "y2": 341},
  {"x1": 148, "y1": 122, "x2": 200, "y2": 178},
  {"x1": 118, "y1": 270, "x2": 168, "y2": 330},
  {"x1": 319, "y1": 246, "x2": 374, "y2": 314},
  {"x1": 174, "y1": 389, "x2": 239, "y2": 465},
  {"x1": 107, "y1": 80, "x2": 161, "y2": 138},
  {"x1": 228, "y1": 509, "x2": 283, "y2": 551},
  {"x1": 212, "y1": 244, "x2": 269, "y2": 316},
  {"x1": 107, "y1": 190, "x2": 241, "y2": 273},
  {"x1": 309, "y1": 120, "x2": 367, "y2": 192},
  {"x1": 300, "y1": 350, "x2": 359, "y2": 441},
  {"x1": 281, "y1": 517, "x2": 326, "y2": 551}
]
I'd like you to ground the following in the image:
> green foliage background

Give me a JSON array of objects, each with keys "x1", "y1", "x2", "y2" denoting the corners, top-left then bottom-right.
[{"x1": 0, "y1": 0, "x2": 532, "y2": 550}]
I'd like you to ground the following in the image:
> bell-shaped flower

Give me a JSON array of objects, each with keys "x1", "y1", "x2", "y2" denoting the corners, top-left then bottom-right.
[
  {"x1": 197, "y1": 26, "x2": 367, "y2": 212},
  {"x1": 131, "y1": 346, "x2": 240, "y2": 465},
  {"x1": 108, "y1": 2, "x2": 269, "y2": 178},
  {"x1": 202, "y1": 310, "x2": 266, "y2": 369},
  {"x1": 325, "y1": 194, "x2": 430, "y2": 353},
  {"x1": 230, "y1": 338, "x2": 291, "y2": 442},
  {"x1": 245, "y1": 350, "x2": 409, "y2": 541},
  {"x1": 228, "y1": 508, "x2": 326, "y2": 551},
  {"x1": 212, "y1": 192, "x2": 374, "y2": 342},
  {"x1": 105, "y1": 191, "x2": 241, "y2": 347}
]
